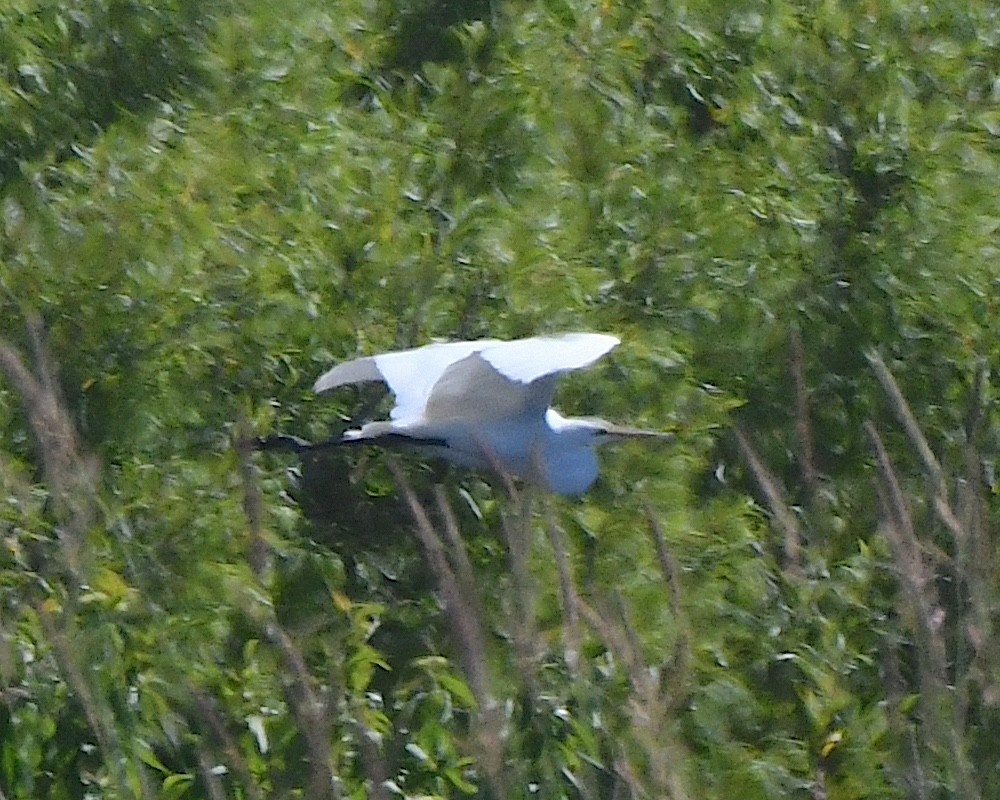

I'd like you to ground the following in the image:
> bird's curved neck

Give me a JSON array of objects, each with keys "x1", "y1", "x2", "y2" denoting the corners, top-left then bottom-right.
[{"x1": 541, "y1": 409, "x2": 600, "y2": 494}]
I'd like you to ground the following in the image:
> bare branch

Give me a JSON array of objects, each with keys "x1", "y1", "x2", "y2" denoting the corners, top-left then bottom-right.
[
  {"x1": 864, "y1": 421, "x2": 918, "y2": 557},
  {"x1": 611, "y1": 588, "x2": 655, "y2": 701},
  {"x1": 195, "y1": 747, "x2": 229, "y2": 800},
  {"x1": 865, "y1": 420, "x2": 980, "y2": 800},
  {"x1": 732, "y1": 424, "x2": 802, "y2": 574},
  {"x1": 958, "y1": 378, "x2": 1000, "y2": 708},
  {"x1": 542, "y1": 502, "x2": 581, "y2": 673},
  {"x1": 235, "y1": 419, "x2": 271, "y2": 577},
  {"x1": 433, "y1": 486, "x2": 481, "y2": 611},
  {"x1": 963, "y1": 358, "x2": 989, "y2": 441},
  {"x1": 0, "y1": 327, "x2": 98, "y2": 573},
  {"x1": 575, "y1": 593, "x2": 690, "y2": 799},
  {"x1": 498, "y1": 485, "x2": 542, "y2": 700},
  {"x1": 188, "y1": 685, "x2": 265, "y2": 800},
  {"x1": 865, "y1": 351, "x2": 943, "y2": 489},
  {"x1": 262, "y1": 620, "x2": 339, "y2": 800},
  {"x1": 643, "y1": 501, "x2": 684, "y2": 624},
  {"x1": 240, "y1": 423, "x2": 342, "y2": 799},
  {"x1": 866, "y1": 352, "x2": 969, "y2": 551},
  {"x1": 574, "y1": 596, "x2": 653, "y2": 699},
  {"x1": 643, "y1": 501, "x2": 691, "y2": 706},
  {"x1": 388, "y1": 460, "x2": 492, "y2": 707},
  {"x1": 40, "y1": 608, "x2": 155, "y2": 800},
  {"x1": 431, "y1": 486, "x2": 497, "y2": 699},
  {"x1": 790, "y1": 328, "x2": 820, "y2": 498},
  {"x1": 387, "y1": 460, "x2": 508, "y2": 798},
  {"x1": 25, "y1": 313, "x2": 60, "y2": 406},
  {"x1": 353, "y1": 719, "x2": 391, "y2": 800}
]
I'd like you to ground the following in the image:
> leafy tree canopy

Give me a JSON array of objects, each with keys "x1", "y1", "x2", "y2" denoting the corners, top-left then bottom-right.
[{"x1": 1, "y1": 1, "x2": 998, "y2": 798}]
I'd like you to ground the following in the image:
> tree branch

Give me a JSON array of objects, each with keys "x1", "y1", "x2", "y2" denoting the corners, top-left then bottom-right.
[
  {"x1": 387, "y1": 460, "x2": 508, "y2": 798},
  {"x1": 790, "y1": 328, "x2": 820, "y2": 499},
  {"x1": 732, "y1": 424, "x2": 802, "y2": 574}
]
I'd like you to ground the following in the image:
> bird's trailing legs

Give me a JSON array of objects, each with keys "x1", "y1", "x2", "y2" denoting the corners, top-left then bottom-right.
[
  {"x1": 255, "y1": 433, "x2": 327, "y2": 453},
  {"x1": 254, "y1": 431, "x2": 448, "y2": 454}
]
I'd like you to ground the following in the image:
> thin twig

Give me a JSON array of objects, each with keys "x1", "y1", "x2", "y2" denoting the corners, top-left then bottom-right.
[
  {"x1": 40, "y1": 609, "x2": 154, "y2": 800},
  {"x1": 790, "y1": 328, "x2": 820, "y2": 499},
  {"x1": 388, "y1": 460, "x2": 492, "y2": 708},
  {"x1": 642, "y1": 501, "x2": 691, "y2": 705},
  {"x1": 865, "y1": 351, "x2": 944, "y2": 489},
  {"x1": 865, "y1": 421, "x2": 980, "y2": 800},
  {"x1": 0, "y1": 327, "x2": 97, "y2": 578},
  {"x1": 433, "y1": 486, "x2": 481, "y2": 614},
  {"x1": 866, "y1": 352, "x2": 968, "y2": 549},
  {"x1": 235, "y1": 419, "x2": 270, "y2": 577},
  {"x1": 732, "y1": 424, "x2": 802, "y2": 575},
  {"x1": 262, "y1": 620, "x2": 340, "y2": 800},
  {"x1": 498, "y1": 485, "x2": 542, "y2": 700},
  {"x1": 387, "y1": 459, "x2": 508, "y2": 798},
  {"x1": 543, "y1": 501, "x2": 581, "y2": 673},
  {"x1": 188, "y1": 686, "x2": 265, "y2": 800}
]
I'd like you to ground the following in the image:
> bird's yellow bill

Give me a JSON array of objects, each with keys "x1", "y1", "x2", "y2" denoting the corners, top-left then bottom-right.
[{"x1": 602, "y1": 425, "x2": 675, "y2": 443}]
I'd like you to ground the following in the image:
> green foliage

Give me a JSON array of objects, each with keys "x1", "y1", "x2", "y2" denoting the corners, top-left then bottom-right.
[
  {"x1": 2, "y1": 0, "x2": 999, "y2": 798},
  {"x1": 0, "y1": 0, "x2": 218, "y2": 188}
]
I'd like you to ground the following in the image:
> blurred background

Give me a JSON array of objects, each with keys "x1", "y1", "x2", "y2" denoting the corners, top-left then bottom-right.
[{"x1": 1, "y1": 1, "x2": 998, "y2": 797}]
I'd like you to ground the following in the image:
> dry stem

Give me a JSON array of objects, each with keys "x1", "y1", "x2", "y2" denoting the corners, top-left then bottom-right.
[{"x1": 733, "y1": 423, "x2": 802, "y2": 575}]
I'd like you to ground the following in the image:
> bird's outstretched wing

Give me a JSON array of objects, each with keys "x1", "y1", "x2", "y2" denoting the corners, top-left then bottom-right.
[
  {"x1": 313, "y1": 332, "x2": 619, "y2": 424},
  {"x1": 479, "y1": 333, "x2": 619, "y2": 382},
  {"x1": 424, "y1": 333, "x2": 619, "y2": 422},
  {"x1": 314, "y1": 339, "x2": 500, "y2": 420}
]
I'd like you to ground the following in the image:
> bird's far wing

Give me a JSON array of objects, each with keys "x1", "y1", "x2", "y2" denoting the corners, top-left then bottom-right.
[
  {"x1": 478, "y1": 332, "x2": 619, "y2": 384},
  {"x1": 313, "y1": 340, "x2": 500, "y2": 419},
  {"x1": 421, "y1": 333, "x2": 619, "y2": 424},
  {"x1": 313, "y1": 356, "x2": 383, "y2": 393},
  {"x1": 369, "y1": 340, "x2": 506, "y2": 420},
  {"x1": 313, "y1": 333, "x2": 618, "y2": 423},
  {"x1": 422, "y1": 353, "x2": 558, "y2": 423}
]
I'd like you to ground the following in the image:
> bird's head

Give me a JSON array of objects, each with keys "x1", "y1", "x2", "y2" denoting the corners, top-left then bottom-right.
[
  {"x1": 546, "y1": 409, "x2": 674, "y2": 447},
  {"x1": 539, "y1": 410, "x2": 673, "y2": 494}
]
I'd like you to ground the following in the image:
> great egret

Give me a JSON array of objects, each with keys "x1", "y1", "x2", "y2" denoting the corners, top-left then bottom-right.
[{"x1": 263, "y1": 333, "x2": 672, "y2": 494}]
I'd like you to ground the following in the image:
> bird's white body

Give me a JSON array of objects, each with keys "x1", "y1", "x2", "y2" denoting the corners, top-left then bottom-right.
[
  {"x1": 355, "y1": 408, "x2": 599, "y2": 495},
  {"x1": 314, "y1": 333, "x2": 669, "y2": 494}
]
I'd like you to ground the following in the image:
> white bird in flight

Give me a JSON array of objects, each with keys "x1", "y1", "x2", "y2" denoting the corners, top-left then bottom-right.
[{"x1": 282, "y1": 332, "x2": 671, "y2": 495}]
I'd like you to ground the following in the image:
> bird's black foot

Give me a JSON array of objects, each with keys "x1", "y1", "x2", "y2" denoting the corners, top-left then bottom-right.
[{"x1": 255, "y1": 433, "x2": 317, "y2": 453}]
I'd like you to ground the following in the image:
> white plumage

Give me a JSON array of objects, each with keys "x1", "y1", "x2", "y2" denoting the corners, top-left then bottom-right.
[{"x1": 314, "y1": 332, "x2": 670, "y2": 494}]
